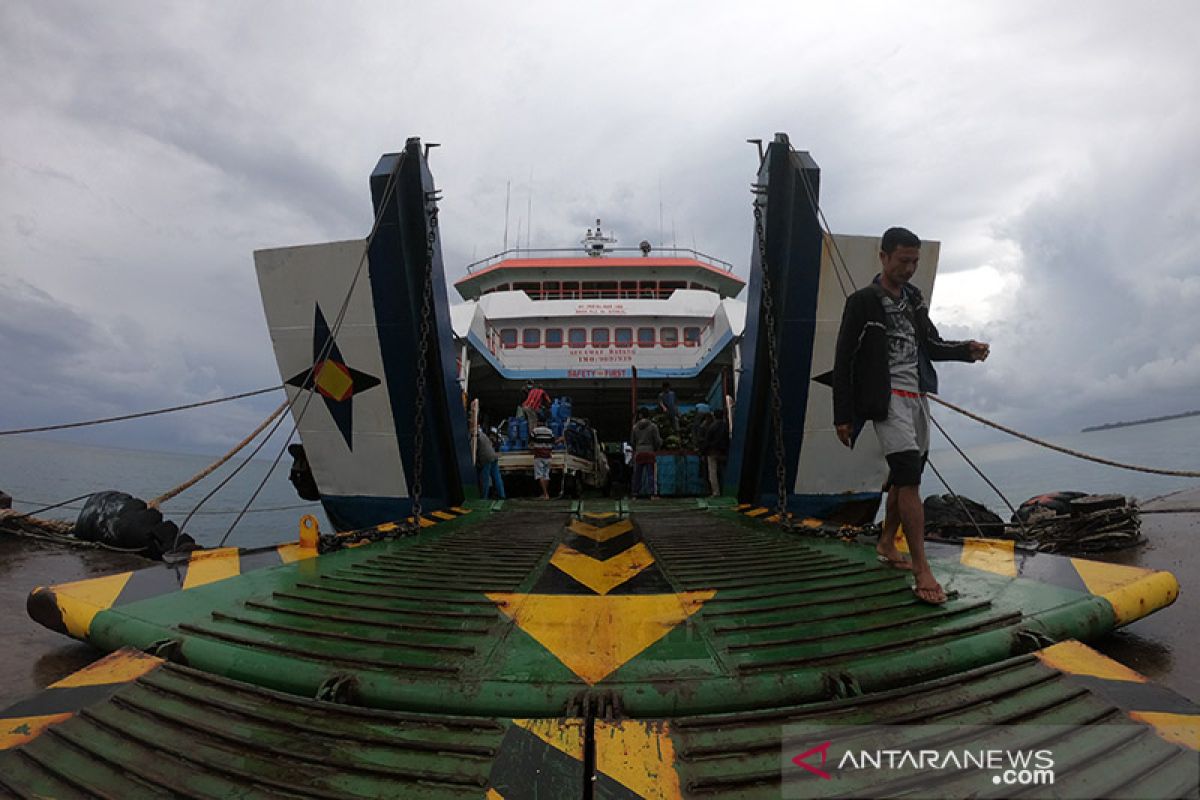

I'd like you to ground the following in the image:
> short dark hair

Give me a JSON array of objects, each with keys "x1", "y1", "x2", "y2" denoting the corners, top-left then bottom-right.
[
  {"x1": 637, "y1": 408, "x2": 649, "y2": 419},
  {"x1": 881, "y1": 227, "x2": 920, "y2": 254}
]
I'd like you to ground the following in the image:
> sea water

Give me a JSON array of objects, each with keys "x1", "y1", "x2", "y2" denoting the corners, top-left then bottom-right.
[{"x1": 2, "y1": 414, "x2": 1197, "y2": 550}]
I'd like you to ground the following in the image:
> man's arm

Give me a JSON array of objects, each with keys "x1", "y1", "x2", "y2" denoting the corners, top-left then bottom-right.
[
  {"x1": 832, "y1": 293, "x2": 866, "y2": 426},
  {"x1": 918, "y1": 308, "x2": 981, "y2": 363}
]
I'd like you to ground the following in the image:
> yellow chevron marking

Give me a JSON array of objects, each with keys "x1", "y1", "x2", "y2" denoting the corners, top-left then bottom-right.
[
  {"x1": 1, "y1": 713, "x2": 74, "y2": 750},
  {"x1": 488, "y1": 592, "x2": 715, "y2": 685},
  {"x1": 745, "y1": 507, "x2": 769, "y2": 517},
  {"x1": 583, "y1": 511, "x2": 617, "y2": 521},
  {"x1": 1130, "y1": 711, "x2": 1200, "y2": 750},
  {"x1": 550, "y1": 543, "x2": 654, "y2": 595},
  {"x1": 961, "y1": 538, "x2": 1017, "y2": 577},
  {"x1": 1034, "y1": 640, "x2": 1146, "y2": 683},
  {"x1": 277, "y1": 542, "x2": 319, "y2": 563},
  {"x1": 594, "y1": 719, "x2": 683, "y2": 800},
  {"x1": 51, "y1": 648, "x2": 163, "y2": 689},
  {"x1": 1071, "y1": 559, "x2": 1180, "y2": 625},
  {"x1": 513, "y1": 718, "x2": 586, "y2": 761},
  {"x1": 431, "y1": 510, "x2": 457, "y2": 520},
  {"x1": 41, "y1": 572, "x2": 133, "y2": 638},
  {"x1": 182, "y1": 547, "x2": 241, "y2": 590},
  {"x1": 568, "y1": 519, "x2": 634, "y2": 542}
]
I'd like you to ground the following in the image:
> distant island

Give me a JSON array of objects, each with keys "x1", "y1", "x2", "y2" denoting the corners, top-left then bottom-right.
[{"x1": 1082, "y1": 409, "x2": 1200, "y2": 433}]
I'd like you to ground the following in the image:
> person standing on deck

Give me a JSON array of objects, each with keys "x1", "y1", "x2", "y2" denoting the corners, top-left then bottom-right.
[
  {"x1": 518, "y1": 381, "x2": 551, "y2": 430},
  {"x1": 657, "y1": 382, "x2": 679, "y2": 433},
  {"x1": 630, "y1": 408, "x2": 662, "y2": 498},
  {"x1": 476, "y1": 427, "x2": 505, "y2": 501},
  {"x1": 530, "y1": 423, "x2": 556, "y2": 500},
  {"x1": 832, "y1": 227, "x2": 989, "y2": 605},
  {"x1": 701, "y1": 408, "x2": 729, "y2": 498}
]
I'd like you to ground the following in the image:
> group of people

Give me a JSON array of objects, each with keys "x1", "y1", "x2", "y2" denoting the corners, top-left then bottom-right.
[
  {"x1": 473, "y1": 382, "x2": 562, "y2": 502},
  {"x1": 628, "y1": 385, "x2": 729, "y2": 498}
]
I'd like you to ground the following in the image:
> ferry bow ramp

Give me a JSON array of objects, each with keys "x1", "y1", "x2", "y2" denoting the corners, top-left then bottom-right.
[{"x1": 3, "y1": 135, "x2": 1196, "y2": 798}]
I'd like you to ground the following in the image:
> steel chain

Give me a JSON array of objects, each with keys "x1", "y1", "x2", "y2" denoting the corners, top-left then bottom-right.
[
  {"x1": 407, "y1": 198, "x2": 439, "y2": 532},
  {"x1": 752, "y1": 201, "x2": 793, "y2": 531}
]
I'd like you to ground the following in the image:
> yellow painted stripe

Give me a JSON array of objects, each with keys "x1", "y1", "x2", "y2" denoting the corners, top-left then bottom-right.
[
  {"x1": 583, "y1": 511, "x2": 617, "y2": 521},
  {"x1": 594, "y1": 720, "x2": 683, "y2": 800},
  {"x1": 485, "y1": 789, "x2": 506, "y2": 800},
  {"x1": 41, "y1": 572, "x2": 133, "y2": 639},
  {"x1": 512, "y1": 718, "x2": 586, "y2": 761},
  {"x1": 376, "y1": 522, "x2": 400, "y2": 532},
  {"x1": 735, "y1": 504, "x2": 751, "y2": 511},
  {"x1": 1072, "y1": 560, "x2": 1180, "y2": 625},
  {"x1": 51, "y1": 649, "x2": 164, "y2": 689},
  {"x1": 277, "y1": 542, "x2": 319, "y2": 563},
  {"x1": 0, "y1": 713, "x2": 74, "y2": 750},
  {"x1": 431, "y1": 510, "x2": 457, "y2": 521},
  {"x1": 801, "y1": 518, "x2": 823, "y2": 529},
  {"x1": 407, "y1": 516, "x2": 437, "y2": 528},
  {"x1": 1129, "y1": 711, "x2": 1200, "y2": 750},
  {"x1": 549, "y1": 543, "x2": 655, "y2": 595},
  {"x1": 568, "y1": 519, "x2": 634, "y2": 542},
  {"x1": 451, "y1": 506, "x2": 471, "y2": 514},
  {"x1": 1034, "y1": 640, "x2": 1146, "y2": 683},
  {"x1": 960, "y1": 538, "x2": 1017, "y2": 577},
  {"x1": 182, "y1": 547, "x2": 241, "y2": 590},
  {"x1": 745, "y1": 507, "x2": 769, "y2": 518}
]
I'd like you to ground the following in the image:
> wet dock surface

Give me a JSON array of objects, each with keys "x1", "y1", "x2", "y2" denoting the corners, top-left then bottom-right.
[{"x1": 0, "y1": 535, "x2": 151, "y2": 708}]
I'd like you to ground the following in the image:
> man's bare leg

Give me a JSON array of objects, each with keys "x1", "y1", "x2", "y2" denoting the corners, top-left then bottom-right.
[
  {"x1": 894, "y1": 484, "x2": 946, "y2": 603},
  {"x1": 876, "y1": 487, "x2": 911, "y2": 569}
]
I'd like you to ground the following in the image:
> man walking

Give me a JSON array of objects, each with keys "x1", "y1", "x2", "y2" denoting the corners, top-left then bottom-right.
[
  {"x1": 476, "y1": 427, "x2": 505, "y2": 501},
  {"x1": 629, "y1": 408, "x2": 662, "y2": 498},
  {"x1": 832, "y1": 227, "x2": 989, "y2": 604}
]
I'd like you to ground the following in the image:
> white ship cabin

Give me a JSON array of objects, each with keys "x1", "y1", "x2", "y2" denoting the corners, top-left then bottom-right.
[{"x1": 450, "y1": 222, "x2": 746, "y2": 440}]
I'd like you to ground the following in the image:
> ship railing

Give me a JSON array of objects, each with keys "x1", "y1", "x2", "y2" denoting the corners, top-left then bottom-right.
[{"x1": 463, "y1": 246, "x2": 735, "y2": 274}]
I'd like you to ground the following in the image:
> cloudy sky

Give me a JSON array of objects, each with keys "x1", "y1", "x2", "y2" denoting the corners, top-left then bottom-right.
[{"x1": 2, "y1": 0, "x2": 1198, "y2": 455}]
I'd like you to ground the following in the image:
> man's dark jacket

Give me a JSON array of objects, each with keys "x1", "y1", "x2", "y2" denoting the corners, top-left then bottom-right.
[{"x1": 832, "y1": 280, "x2": 973, "y2": 428}]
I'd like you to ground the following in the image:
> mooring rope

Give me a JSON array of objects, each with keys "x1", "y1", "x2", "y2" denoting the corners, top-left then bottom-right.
[
  {"x1": 148, "y1": 401, "x2": 288, "y2": 509},
  {"x1": 929, "y1": 394, "x2": 1200, "y2": 478},
  {"x1": 0, "y1": 387, "x2": 281, "y2": 436}
]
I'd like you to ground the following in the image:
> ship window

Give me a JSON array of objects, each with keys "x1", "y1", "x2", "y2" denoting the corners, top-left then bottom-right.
[
  {"x1": 637, "y1": 327, "x2": 655, "y2": 347},
  {"x1": 599, "y1": 281, "x2": 618, "y2": 298},
  {"x1": 515, "y1": 282, "x2": 539, "y2": 298},
  {"x1": 522, "y1": 328, "x2": 541, "y2": 348},
  {"x1": 569, "y1": 327, "x2": 587, "y2": 348},
  {"x1": 562, "y1": 281, "x2": 580, "y2": 299},
  {"x1": 683, "y1": 326, "x2": 701, "y2": 347},
  {"x1": 640, "y1": 282, "x2": 657, "y2": 299},
  {"x1": 543, "y1": 281, "x2": 560, "y2": 300},
  {"x1": 660, "y1": 281, "x2": 686, "y2": 298},
  {"x1": 583, "y1": 281, "x2": 603, "y2": 298},
  {"x1": 545, "y1": 328, "x2": 563, "y2": 348},
  {"x1": 660, "y1": 327, "x2": 679, "y2": 348},
  {"x1": 620, "y1": 281, "x2": 638, "y2": 299},
  {"x1": 500, "y1": 328, "x2": 518, "y2": 349},
  {"x1": 615, "y1": 327, "x2": 633, "y2": 346},
  {"x1": 592, "y1": 327, "x2": 610, "y2": 348}
]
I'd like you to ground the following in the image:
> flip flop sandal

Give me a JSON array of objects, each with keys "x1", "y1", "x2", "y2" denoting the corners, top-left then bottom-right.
[
  {"x1": 911, "y1": 584, "x2": 948, "y2": 605},
  {"x1": 876, "y1": 554, "x2": 913, "y2": 570}
]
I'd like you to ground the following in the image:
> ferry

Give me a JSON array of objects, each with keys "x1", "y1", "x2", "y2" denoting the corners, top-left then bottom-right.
[{"x1": 2, "y1": 134, "x2": 1197, "y2": 798}]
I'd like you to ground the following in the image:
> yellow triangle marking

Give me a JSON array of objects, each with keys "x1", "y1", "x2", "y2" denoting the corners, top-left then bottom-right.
[
  {"x1": 512, "y1": 718, "x2": 586, "y2": 761},
  {"x1": 488, "y1": 592, "x2": 716, "y2": 685},
  {"x1": 594, "y1": 720, "x2": 682, "y2": 800},
  {"x1": 44, "y1": 572, "x2": 133, "y2": 638},
  {"x1": 550, "y1": 543, "x2": 655, "y2": 595},
  {"x1": 1, "y1": 713, "x2": 75, "y2": 750},
  {"x1": 961, "y1": 538, "x2": 1017, "y2": 577},
  {"x1": 1071, "y1": 558, "x2": 1155, "y2": 595},
  {"x1": 183, "y1": 547, "x2": 242, "y2": 590},
  {"x1": 1130, "y1": 711, "x2": 1200, "y2": 750},
  {"x1": 485, "y1": 789, "x2": 506, "y2": 800},
  {"x1": 277, "y1": 542, "x2": 319, "y2": 563},
  {"x1": 1034, "y1": 640, "x2": 1146, "y2": 683},
  {"x1": 568, "y1": 519, "x2": 634, "y2": 542},
  {"x1": 51, "y1": 648, "x2": 164, "y2": 689}
]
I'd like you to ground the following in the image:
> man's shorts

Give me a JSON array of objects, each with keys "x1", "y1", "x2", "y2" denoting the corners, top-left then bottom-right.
[
  {"x1": 874, "y1": 391, "x2": 930, "y2": 488},
  {"x1": 533, "y1": 457, "x2": 551, "y2": 481}
]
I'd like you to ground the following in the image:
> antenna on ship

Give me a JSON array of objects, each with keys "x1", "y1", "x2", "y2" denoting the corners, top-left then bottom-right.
[
  {"x1": 582, "y1": 218, "x2": 616, "y2": 257},
  {"x1": 503, "y1": 180, "x2": 511, "y2": 251}
]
